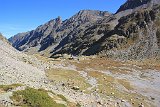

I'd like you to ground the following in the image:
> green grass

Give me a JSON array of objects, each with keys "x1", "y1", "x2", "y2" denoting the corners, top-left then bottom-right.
[
  {"x1": 57, "y1": 94, "x2": 68, "y2": 102},
  {"x1": 11, "y1": 87, "x2": 66, "y2": 107},
  {"x1": 0, "y1": 84, "x2": 22, "y2": 92}
]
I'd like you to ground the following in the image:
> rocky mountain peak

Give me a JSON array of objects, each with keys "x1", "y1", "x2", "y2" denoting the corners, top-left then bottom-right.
[
  {"x1": 116, "y1": 0, "x2": 152, "y2": 13},
  {"x1": 78, "y1": 10, "x2": 110, "y2": 16},
  {"x1": 56, "y1": 16, "x2": 62, "y2": 25},
  {"x1": 38, "y1": 16, "x2": 62, "y2": 29},
  {"x1": 69, "y1": 10, "x2": 111, "y2": 23}
]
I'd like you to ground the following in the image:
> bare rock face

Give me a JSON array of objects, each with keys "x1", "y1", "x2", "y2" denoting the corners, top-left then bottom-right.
[
  {"x1": 8, "y1": 32, "x2": 30, "y2": 49},
  {"x1": 82, "y1": 5, "x2": 160, "y2": 60},
  {"x1": 116, "y1": 0, "x2": 151, "y2": 13},
  {"x1": 116, "y1": 0, "x2": 160, "y2": 13},
  {"x1": 9, "y1": 17, "x2": 62, "y2": 51}
]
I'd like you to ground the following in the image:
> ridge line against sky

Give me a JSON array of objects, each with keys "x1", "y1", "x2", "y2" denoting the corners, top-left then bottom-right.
[{"x1": 0, "y1": 0, "x2": 126, "y2": 38}]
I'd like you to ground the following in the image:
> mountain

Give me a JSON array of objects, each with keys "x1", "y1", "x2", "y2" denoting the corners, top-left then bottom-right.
[
  {"x1": 9, "y1": 10, "x2": 110, "y2": 56},
  {"x1": 9, "y1": 16, "x2": 62, "y2": 52},
  {"x1": 9, "y1": 0, "x2": 160, "y2": 60}
]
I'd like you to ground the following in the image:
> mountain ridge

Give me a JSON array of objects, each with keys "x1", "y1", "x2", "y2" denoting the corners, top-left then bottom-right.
[
  {"x1": 9, "y1": 10, "x2": 111, "y2": 56},
  {"x1": 9, "y1": 0, "x2": 160, "y2": 60},
  {"x1": 116, "y1": 0, "x2": 160, "y2": 13}
]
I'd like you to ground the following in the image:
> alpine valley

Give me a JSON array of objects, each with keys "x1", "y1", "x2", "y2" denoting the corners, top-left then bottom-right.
[{"x1": 0, "y1": 0, "x2": 160, "y2": 107}]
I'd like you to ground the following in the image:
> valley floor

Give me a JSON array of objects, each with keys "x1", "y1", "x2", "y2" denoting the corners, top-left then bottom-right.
[{"x1": 0, "y1": 52, "x2": 160, "y2": 107}]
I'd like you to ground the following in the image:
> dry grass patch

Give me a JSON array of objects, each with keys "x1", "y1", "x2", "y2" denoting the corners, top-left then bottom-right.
[
  {"x1": 46, "y1": 68, "x2": 91, "y2": 91},
  {"x1": 70, "y1": 58, "x2": 125, "y2": 71},
  {"x1": 127, "y1": 59, "x2": 160, "y2": 71},
  {"x1": 117, "y1": 79, "x2": 134, "y2": 90},
  {"x1": 0, "y1": 84, "x2": 22, "y2": 92},
  {"x1": 70, "y1": 58, "x2": 138, "y2": 75}
]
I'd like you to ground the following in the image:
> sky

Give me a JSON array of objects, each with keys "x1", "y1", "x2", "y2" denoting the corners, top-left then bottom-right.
[{"x1": 0, "y1": 0, "x2": 126, "y2": 38}]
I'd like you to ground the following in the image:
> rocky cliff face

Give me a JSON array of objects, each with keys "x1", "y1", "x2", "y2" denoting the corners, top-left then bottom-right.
[
  {"x1": 117, "y1": 0, "x2": 151, "y2": 13},
  {"x1": 87, "y1": 5, "x2": 160, "y2": 60},
  {"x1": 9, "y1": 0, "x2": 160, "y2": 60},
  {"x1": 9, "y1": 17, "x2": 62, "y2": 51}
]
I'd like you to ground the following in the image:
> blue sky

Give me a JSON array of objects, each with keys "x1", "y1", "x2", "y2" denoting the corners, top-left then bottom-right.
[{"x1": 0, "y1": 0, "x2": 126, "y2": 38}]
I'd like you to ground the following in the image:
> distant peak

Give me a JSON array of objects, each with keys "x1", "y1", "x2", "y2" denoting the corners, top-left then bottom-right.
[
  {"x1": 48, "y1": 16, "x2": 62, "y2": 23},
  {"x1": 72, "y1": 9, "x2": 111, "y2": 20},
  {"x1": 78, "y1": 9, "x2": 97, "y2": 13},
  {"x1": 56, "y1": 16, "x2": 62, "y2": 24},
  {"x1": 41, "y1": 16, "x2": 62, "y2": 28},
  {"x1": 116, "y1": 0, "x2": 152, "y2": 13},
  {"x1": 56, "y1": 16, "x2": 62, "y2": 21},
  {"x1": 77, "y1": 9, "x2": 110, "y2": 15}
]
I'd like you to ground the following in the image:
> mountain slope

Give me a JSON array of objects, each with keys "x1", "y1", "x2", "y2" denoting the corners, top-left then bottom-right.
[
  {"x1": 0, "y1": 34, "x2": 47, "y2": 85},
  {"x1": 9, "y1": 10, "x2": 110, "y2": 56},
  {"x1": 84, "y1": 5, "x2": 160, "y2": 60},
  {"x1": 9, "y1": 17, "x2": 62, "y2": 52},
  {"x1": 0, "y1": 33, "x2": 10, "y2": 44}
]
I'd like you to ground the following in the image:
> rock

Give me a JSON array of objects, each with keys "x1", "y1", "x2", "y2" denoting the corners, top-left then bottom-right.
[
  {"x1": 121, "y1": 99, "x2": 125, "y2": 102},
  {"x1": 72, "y1": 86, "x2": 80, "y2": 90},
  {"x1": 138, "y1": 103, "x2": 145, "y2": 107},
  {"x1": 43, "y1": 80, "x2": 48, "y2": 84},
  {"x1": 151, "y1": 96, "x2": 155, "y2": 100},
  {"x1": 97, "y1": 100, "x2": 103, "y2": 105},
  {"x1": 139, "y1": 105, "x2": 144, "y2": 107},
  {"x1": 111, "y1": 92, "x2": 114, "y2": 95},
  {"x1": 62, "y1": 83, "x2": 65, "y2": 86}
]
